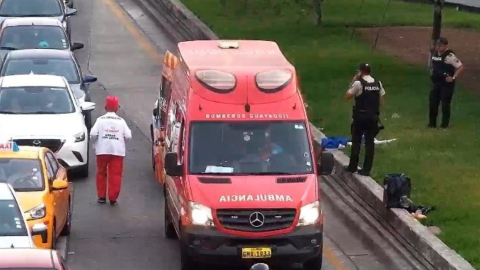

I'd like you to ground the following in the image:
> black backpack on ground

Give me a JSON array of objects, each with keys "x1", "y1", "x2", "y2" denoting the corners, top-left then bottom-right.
[{"x1": 383, "y1": 173, "x2": 411, "y2": 209}]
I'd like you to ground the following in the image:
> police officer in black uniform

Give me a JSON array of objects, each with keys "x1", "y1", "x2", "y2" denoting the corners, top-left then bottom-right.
[
  {"x1": 428, "y1": 37, "x2": 464, "y2": 129},
  {"x1": 344, "y1": 63, "x2": 385, "y2": 177}
]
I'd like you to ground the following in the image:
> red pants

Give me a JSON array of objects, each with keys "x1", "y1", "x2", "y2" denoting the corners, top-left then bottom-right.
[{"x1": 96, "y1": 155, "x2": 124, "y2": 201}]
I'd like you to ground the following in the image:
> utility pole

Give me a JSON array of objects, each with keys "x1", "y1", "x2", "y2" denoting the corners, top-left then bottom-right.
[
  {"x1": 429, "y1": 0, "x2": 444, "y2": 68},
  {"x1": 432, "y1": 0, "x2": 445, "y2": 42}
]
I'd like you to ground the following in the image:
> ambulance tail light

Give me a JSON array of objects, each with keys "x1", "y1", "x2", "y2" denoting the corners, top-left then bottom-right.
[
  {"x1": 195, "y1": 70, "x2": 236, "y2": 93},
  {"x1": 255, "y1": 69, "x2": 292, "y2": 93}
]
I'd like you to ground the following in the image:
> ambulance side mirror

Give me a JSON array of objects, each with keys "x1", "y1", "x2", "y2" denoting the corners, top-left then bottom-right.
[
  {"x1": 165, "y1": 152, "x2": 182, "y2": 177},
  {"x1": 317, "y1": 152, "x2": 334, "y2": 175}
]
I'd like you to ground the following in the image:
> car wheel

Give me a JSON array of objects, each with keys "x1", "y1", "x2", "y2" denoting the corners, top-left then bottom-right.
[
  {"x1": 77, "y1": 143, "x2": 89, "y2": 178},
  {"x1": 164, "y1": 195, "x2": 176, "y2": 239},
  {"x1": 60, "y1": 197, "x2": 72, "y2": 236},
  {"x1": 51, "y1": 222, "x2": 57, "y2": 249},
  {"x1": 303, "y1": 250, "x2": 323, "y2": 270},
  {"x1": 85, "y1": 111, "x2": 92, "y2": 133}
]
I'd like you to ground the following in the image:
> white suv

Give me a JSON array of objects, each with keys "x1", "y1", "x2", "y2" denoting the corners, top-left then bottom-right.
[
  {"x1": 0, "y1": 74, "x2": 95, "y2": 177},
  {"x1": 0, "y1": 182, "x2": 48, "y2": 248}
]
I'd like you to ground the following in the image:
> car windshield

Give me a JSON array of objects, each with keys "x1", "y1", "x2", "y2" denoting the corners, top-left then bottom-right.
[
  {"x1": 0, "y1": 199, "x2": 27, "y2": 237},
  {"x1": 0, "y1": 159, "x2": 44, "y2": 191},
  {"x1": 0, "y1": 0, "x2": 63, "y2": 17},
  {"x1": 189, "y1": 121, "x2": 314, "y2": 175},
  {"x1": 0, "y1": 26, "x2": 68, "y2": 50},
  {"x1": 2, "y1": 59, "x2": 80, "y2": 83},
  {"x1": 0, "y1": 86, "x2": 74, "y2": 114}
]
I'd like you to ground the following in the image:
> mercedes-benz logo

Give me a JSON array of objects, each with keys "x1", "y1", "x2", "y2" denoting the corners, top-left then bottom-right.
[
  {"x1": 249, "y1": 211, "x2": 265, "y2": 228},
  {"x1": 32, "y1": 140, "x2": 41, "y2": 146}
]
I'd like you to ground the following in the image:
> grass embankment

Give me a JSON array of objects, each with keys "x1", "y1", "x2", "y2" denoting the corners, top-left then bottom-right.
[{"x1": 180, "y1": 0, "x2": 480, "y2": 267}]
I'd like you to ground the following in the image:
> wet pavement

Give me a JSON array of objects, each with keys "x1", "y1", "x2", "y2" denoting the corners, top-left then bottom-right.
[{"x1": 64, "y1": 0, "x2": 424, "y2": 268}]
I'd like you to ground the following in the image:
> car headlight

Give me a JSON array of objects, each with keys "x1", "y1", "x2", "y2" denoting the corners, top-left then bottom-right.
[
  {"x1": 188, "y1": 202, "x2": 215, "y2": 227},
  {"x1": 74, "y1": 132, "x2": 85, "y2": 142},
  {"x1": 297, "y1": 201, "x2": 321, "y2": 226},
  {"x1": 26, "y1": 203, "x2": 46, "y2": 220}
]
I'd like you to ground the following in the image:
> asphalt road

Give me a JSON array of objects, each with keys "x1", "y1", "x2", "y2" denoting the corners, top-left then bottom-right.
[{"x1": 63, "y1": 0, "x2": 422, "y2": 269}]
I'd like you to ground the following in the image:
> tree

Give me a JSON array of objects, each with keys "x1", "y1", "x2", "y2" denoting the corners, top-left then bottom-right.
[{"x1": 312, "y1": 0, "x2": 324, "y2": 26}]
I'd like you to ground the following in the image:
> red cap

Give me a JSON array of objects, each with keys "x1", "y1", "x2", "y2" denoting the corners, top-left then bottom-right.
[{"x1": 105, "y1": 96, "x2": 119, "y2": 111}]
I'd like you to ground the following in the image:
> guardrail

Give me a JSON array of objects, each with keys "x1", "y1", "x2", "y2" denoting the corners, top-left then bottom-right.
[
  {"x1": 401, "y1": 0, "x2": 480, "y2": 12},
  {"x1": 132, "y1": 0, "x2": 477, "y2": 269}
]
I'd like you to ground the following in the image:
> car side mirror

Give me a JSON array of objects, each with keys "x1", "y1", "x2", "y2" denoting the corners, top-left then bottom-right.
[
  {"x1": 317, "y1": 152, "x2": 334, "y2": 175},
  {"x1": 31, "y1": 223, "x2": 48, "y2": 243},
  {"x1": 165, "y1": 152, "x2": 182, "y2": 177},
  {"x1": 71, "y1": 42, "x2": 84, "y2": 51},
  {"x1": 52, "y1": 179, "x2": 68, "y2": 190},
  {"x1": 66, "y1": 8, "x2": 77, "y2": 16},
  {"x1": 80, "y1": 101, "x2": 95, "y2": 111},
  {"x1": 83, "y1": 75, "x2": 97, "y2": 83},
  {"x1": 153, "y1": 107, "x2": 159, "y2": 117}
]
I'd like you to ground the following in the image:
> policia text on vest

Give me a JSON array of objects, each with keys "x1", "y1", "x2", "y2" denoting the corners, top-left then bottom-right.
[
  {"x1": 344, "y1": 63, "x2": 385, "y2": 177},
  {"x1": 428, "y1": 37, "x2": 464, "y2": 129}
]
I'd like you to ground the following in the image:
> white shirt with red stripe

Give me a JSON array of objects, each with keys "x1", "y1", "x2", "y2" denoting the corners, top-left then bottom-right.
[{"x1": 89, "y1": 112, "x2": 132, "y2": 156}]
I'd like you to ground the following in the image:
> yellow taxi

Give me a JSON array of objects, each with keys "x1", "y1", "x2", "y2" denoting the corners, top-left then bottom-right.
[{"x1": 0, "y1": 140, "x2": 71, "y2": 249}]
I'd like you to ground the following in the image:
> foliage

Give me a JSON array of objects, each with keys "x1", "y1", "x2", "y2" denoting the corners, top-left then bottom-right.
[{"x1": 182, "y1": 0, "x2": 480, "y2": 267}]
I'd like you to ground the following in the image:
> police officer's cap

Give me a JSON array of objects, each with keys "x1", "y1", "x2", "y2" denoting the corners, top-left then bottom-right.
[
  {"x1": 358, "y1": 63, "x2": 371, "y2": 73},
  {"x1": 251, "y1": 263, "x2": 269, "y2": 270},
  {"x1": 435, "y1": 37, "x2": 448, "y2": 46}
]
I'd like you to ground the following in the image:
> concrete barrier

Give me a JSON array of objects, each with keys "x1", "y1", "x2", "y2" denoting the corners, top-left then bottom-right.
[
  {"x1": 400, "y1": 0, "x2": 480, "y2": 12},
  {"x1": 132, "y1": 0, "x2": 477, "y2": 269}
]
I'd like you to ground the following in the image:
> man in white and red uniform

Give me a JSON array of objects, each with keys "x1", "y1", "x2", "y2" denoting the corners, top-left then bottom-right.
[{"x1": 90, "y1": 96, "x2": 132, "y2": 205}]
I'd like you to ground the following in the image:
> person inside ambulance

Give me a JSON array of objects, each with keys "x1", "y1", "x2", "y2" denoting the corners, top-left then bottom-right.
[{"x1": 232, "y1": 127, "x2": 286, "y2": 173}]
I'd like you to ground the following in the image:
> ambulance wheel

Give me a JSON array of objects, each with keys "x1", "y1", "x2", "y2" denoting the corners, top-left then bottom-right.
[
  {"x1": 303, "y1": 252, "x2": 323, "y2": 270},
  {"x1": 164, "y1": 196, "x2": 176, "y2": 239},
  {"x1": 150, "y1": 124, "x2": 155, "y2": 171},
  {"x1": 180, "y1": 243, "x2": 196, "y2": 270}
]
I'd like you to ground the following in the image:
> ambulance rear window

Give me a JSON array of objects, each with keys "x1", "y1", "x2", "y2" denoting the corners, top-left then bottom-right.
[{"x1": 195, "y1": 70, "x2": 236, "y2": 93}]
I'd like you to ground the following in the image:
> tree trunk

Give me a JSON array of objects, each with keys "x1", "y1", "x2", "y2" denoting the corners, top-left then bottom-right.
[{"x1": 313, "y1": 0, "x2": 323, "y2": 26}]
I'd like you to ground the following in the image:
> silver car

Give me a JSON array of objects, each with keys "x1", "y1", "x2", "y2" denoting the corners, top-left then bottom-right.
[
  {"x1": 0, "y1": 0, "x2": 76, "y2": 39},
  {"x1": 0, "y1": 17, "x2": 84, "y2": 59},
  {"x1": 0, "y1": 182, "x2": 48, "y2": 248}
]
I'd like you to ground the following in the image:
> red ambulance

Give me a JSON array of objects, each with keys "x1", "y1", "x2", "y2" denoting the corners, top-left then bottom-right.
[{"x1": 150, "y1": 40, "x2": 334, "y2": 270}]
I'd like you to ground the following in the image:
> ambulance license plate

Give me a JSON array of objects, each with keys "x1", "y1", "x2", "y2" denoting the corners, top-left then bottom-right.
[{"x1": 241, "y1": 247, "x2": 272, "y2": 259}]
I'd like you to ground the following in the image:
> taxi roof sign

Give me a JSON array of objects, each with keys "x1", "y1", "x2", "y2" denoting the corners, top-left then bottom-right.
[{"x1": 0, "y1": 140, "x2": 20, "y2": 152}]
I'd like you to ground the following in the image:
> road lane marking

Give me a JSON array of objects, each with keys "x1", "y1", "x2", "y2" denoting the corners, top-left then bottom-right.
[
  {"x1": 101, "y1": 0, "x2": 163, "y2": 65},
  {"x1": 324, "y1": 244, "x2": 349, "y2": 270},
  {"x1": 100, "y1": 0, "x2": 350, "y2": 269}
]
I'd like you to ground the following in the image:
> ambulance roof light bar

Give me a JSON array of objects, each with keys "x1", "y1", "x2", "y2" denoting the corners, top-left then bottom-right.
[
  {"x1": 218, "y1": 41, "x2": 239, "y2": 49},
  {"x1": 255, "y1": 69, "x2": 292, "y2": 93},
  {"x1": 195, "y1": 69, "x2": 236, "y2": 93}
]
